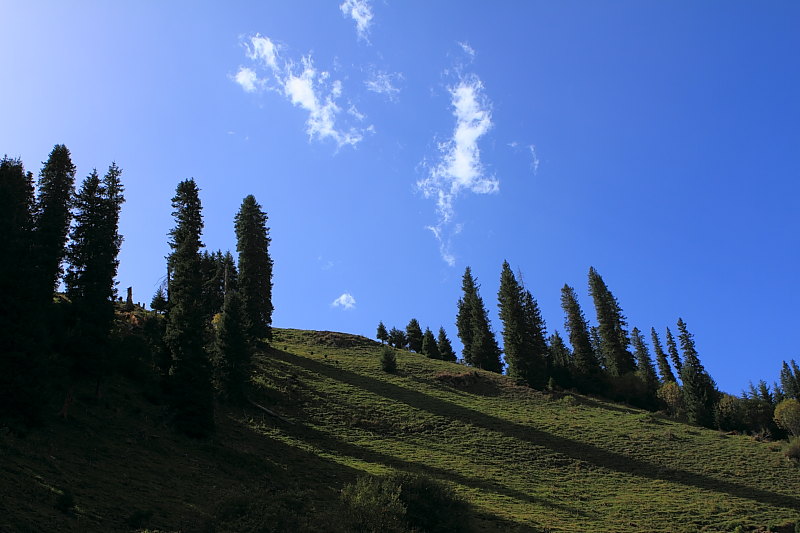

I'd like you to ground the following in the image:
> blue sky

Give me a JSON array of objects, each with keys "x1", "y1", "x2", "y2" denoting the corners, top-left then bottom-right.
[{"x1": 2, "y1": 1, "x2": 799, "y2": 395}]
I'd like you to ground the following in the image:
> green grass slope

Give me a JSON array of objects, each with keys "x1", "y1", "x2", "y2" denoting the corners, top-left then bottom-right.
[{"x1": 2, "y1": 328, "x2": 799, "y2": 532}]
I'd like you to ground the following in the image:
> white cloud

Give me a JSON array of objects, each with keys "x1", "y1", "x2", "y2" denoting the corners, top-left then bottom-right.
[
  {"x1": 246, "y1": 34, "x2": 280, "y2": 69},
  {"x1": 234, "y1": 67, "x2": 259, "y2": 93},
  {"x1": 365, "y1": 71, "x2": 402, "y2": 100},
  {"x1": 234, "y1": 34, "x2": 370, "y2": 149},
  {"x1": 332, "y1": 292, "x2": 356, "y2": 310},
  {"x1": 340, "y1": 0, "x2": 373, "y2": 41},
  {"x1": 458, "y1": 41, "x2": 476, "y2": 58},
  {"x1": 418, "y1": 73, "x2": 497, "y2": 265},
  {"x1": 529, "y1": 144, "x2": 540, "y2": 175}
]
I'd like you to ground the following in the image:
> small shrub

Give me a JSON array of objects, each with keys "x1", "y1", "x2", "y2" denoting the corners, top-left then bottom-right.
[
  {"x1": 381, "y1": 347, "x2": 397, "y2": 373},
  {"x1": 657, "y1": 381, "x2": 684, "y2": 418},
  {"x1": 341, "y1": 472, "x2": 471, "y2": 533},
  {"x1": 340, "y1": 475, "x2": 406, "y2": 533},
  {"x1": 715, "y1": 394, "x2": 746, "y2": 432},
  {"x1": 126, "y1": 508, "x2": 153, "y2": 528},
  {"x1": 560, "y1": 395, "x2": 578, "y2": 407},
  {"x1": 784, "y1": 437, "x2": 800, "y2": 463},
  {"x1": 774, "y1": 399, "x2": 800, "y2": 437}
]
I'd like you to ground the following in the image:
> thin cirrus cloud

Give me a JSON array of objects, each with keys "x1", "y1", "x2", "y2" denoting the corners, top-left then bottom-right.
[
  {"x1": 418, "y1": 69, "x2": 498, "y2": 266},
  {"x1": 340, "y1": 0, "x2": 373, "y2": 41},
  {"x1": 332, "y1": 292, "x2": 356, "y2": 310},
  {"x1": 365, "y1": 70, "x2": 403, "y2": 100},
  {"x1": 233, "y1": 34, "x2": 370, "y2": 148}
]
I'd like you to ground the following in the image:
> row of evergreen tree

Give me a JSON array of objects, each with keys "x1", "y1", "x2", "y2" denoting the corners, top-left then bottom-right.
[
  {"x1": 154, "y1": 180, "x2": 273, "y2": 437},
  {"x1": 405, "y1": 262, "x2": 721, "y2": 426},
  {"x1": 0, "y1": 146, "x2": 124, "y2": 426},
  {"x1": 376, "y1": 320, "x2": 456, "y2": 361},
  {"x1": 0, "y1": 145, "x2": 274, "y2": 437}
]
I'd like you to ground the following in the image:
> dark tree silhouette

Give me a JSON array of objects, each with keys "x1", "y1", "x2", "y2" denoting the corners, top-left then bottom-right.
[
  {"x1": 437, "y1": 327, "x2": 457, "y2": 362},
  {"x1": 650, "y1": 327, "x2": 676, "y2": 383},
  {"x1": 164, "y1": 179, "x2": 214, "y2": 437},
  {"x1": 376, "y1": 321, "x2": 389, "y2": 344},
  {"x1": 677, "y1": 318, "x2": 718, "y2": 428},
  {"x1": 457, "y1": 267, "x2": 502, "y2": 373},
  {"x1": 560, "y1": 284, "x2": 599, "y2": 377},
  {"x1": 406, "y1": 318, "x2": 424, "y2": 353},
  {"x1": 588, "y1": 267, "x2": 635, "y2": 376},
  {"x1": 421, "y1": 327, "x2": 440, "y2": 359},
  {"x1": 235, "y1": 195, "x2": 273, "y2": 344}
]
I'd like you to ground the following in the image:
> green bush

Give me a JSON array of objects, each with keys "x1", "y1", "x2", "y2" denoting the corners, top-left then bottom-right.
[
  {"x1": 774, "y1": 399, "x2": 800, "y2": 437},
  {"x1": 381, "y1": 347, "x2": 397, "y2": 373},
  {"x1": 657, "y1": 381, "x2": 684, "y2": 418},
  {"x1": 715, "y1": 394, "x2": 746, "y2": 432},
  {"x1": 341, "y1": 472, "x2": 471, "y2": 533},
  {"x1": 340, "y1": 474, "x2": 406, "y2": 533},
  {"x1": 784, "y1": 437, "x2": 800, "y2": 463}
]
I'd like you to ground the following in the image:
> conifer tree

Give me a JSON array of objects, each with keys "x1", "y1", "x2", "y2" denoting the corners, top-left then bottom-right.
[
  {"x1": 213, "y1": 289, "x2": 250, "y2": 404},
  {"x1": 589, "y1": 326, "x2": 605, "y2": 369},
  {"x1": 497, "y1": 261, "x2": 529, "y2": 381},
  {"x1": 151, "y1": 286, "x2": 168, "y2": 313},
  {"x1": 631, "y1": 327, "x2": 659, "y2": 399},
  {"x1": 33, "y1": 144, "x2": 76, "y2": 301},
  {"x1": 235, "y1": 195, "x2": 273, "y2": 344},
  {"x1": 64, "y1": 164, "x2": 125, "y2": 390},
  {"x1": 588, "y1": 267, "x2": 635, "y2": 376},
  {"x1": 437, "y1": 327, "x2": 457, "y2": 362},
  {"x1": 388, "y1": 327, "x2": 407, "y2": 349},
  {"x1": 650, "y1": 327, "x2": 676, "y2": 383},
  {"x1": 457, "y1": 267, "x2": 502, "y2": 373},
  {"x1": 406, "y1": 318, "x2": 424, "y2": 353},
  {"x1": 376, "y1": 321, "x2": 389, "y2": 344},
  {"x1": 560, "y1": 284, "x2": 599, "y2": 376},
  {"x1": 421, "y1": 327, "x2": 440, "y2": 359},
  {"x1": 497, "y1": 261, "x2": 546, "y2": 387},
  {"x1": 0, "y1": 157, "x2": 43, "y2": 425},
  {"x1": 676, "y1": 318, "x2": 717, "y2": 428},
  {"x1": 164, "y1": 179, "x2": 214, "y2": 437},
  {"x1": 548, "y1": 331, "x2": 572, "y2": 369},
  {"x1": 780, "y1": 360, "x2": 800, "y2": 399},
  {"x1": 456, "y1": 267, "x2": 477, "y2": 359},
  {"x1": 665, "y1": 327, "x2": 682, "y2": 374}
]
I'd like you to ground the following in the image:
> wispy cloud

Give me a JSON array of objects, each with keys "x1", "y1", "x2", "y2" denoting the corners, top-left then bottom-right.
[
  {"x1": 365, "y1": 70, "x2": 403, "y2": 100},
  {"x1": 418, "y1": 72, "x2": 497, "y2": 265},
  {"x1": 458, "y1": 41, "x2": 476, "y2": 58},
  {"x1": 233, "y1": 34, "x2": 370, "y2": 148},
  {"x1": 340, "y1": 0, "x2": 373, "y2": 41},
  {"x1": 529, "y1": 144, "x2": 540, "y2": 175},
  {"x1": 332, "y1": 292, "x2": 356, "y2": 310}
]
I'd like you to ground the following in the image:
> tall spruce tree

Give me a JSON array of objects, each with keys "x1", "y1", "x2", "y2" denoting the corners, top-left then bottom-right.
[
  {"x1": 560, "y1": 284, "x2": 599, "y2": 376},
  {"x1": 588, "y1": 267, "x2": 635, "y2": 376},
  {"x1": 497, "y1": 262, "x2": 547, "y2": 387},
  {"x1": 421, "y1": 327, "x2": 440, "y2": 359},
  {"x1": 64, "y1": 164, "x2": 125, "y2": 390},
  {"x1": 388, "y1": 327, "x2": 407, "y2": 349},
  {"x1": 406, "y1": 319, "x2": 424, "y2": 353},
  {"x1": 779, "y1": 360, "x2": 800, "y2": 399},
  {"x1": 437, "y1": 327, "x2": 457, "y2": 362},
  {"x1": 497, "y1": 261, "x2": 531, "y2": 382},
  {"x1": 548, "y1": 331, "x2": 572, "y2": 369},
  {"x1": 213, "y1": 288, "x2": 250, "y2": 404},
  {"x1": 34, "y1": 144, "x2": 76, "y2": 301},
  {"x1": 631, "y1": 327, "x2": 659, "y2": 400},
  {"x1": 0, "y1": 157, "x2": 43, "y2": 425},
  {"x1": 650, "y1": 327, "x2": 676, "y2": 383},
  {"x1": 676, "y1": 318, "x2": 717, "y2": 428},
  {"x1": 457, "y1": 267, "x2": 502, "y2": 373},
  {"x1": 456, "y1": 267, "x2": 477, "y2": 359},
  {"x1": 164, "y1": 179, "x2": 214, "y2": 437},
  {"x1": 235, "y1": 195, "x2": 273, "y2": 344},
  {"x1": 376, "y1": 321, "x2": 389, "y2": 344},
  {"x1": 665, "y1": 327, "x2": 682, "y2": 374}
]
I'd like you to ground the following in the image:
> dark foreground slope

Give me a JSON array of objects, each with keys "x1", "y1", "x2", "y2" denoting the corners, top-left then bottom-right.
[{"x1": 2, "y1": 328, "x2": 799, "y2": 532}]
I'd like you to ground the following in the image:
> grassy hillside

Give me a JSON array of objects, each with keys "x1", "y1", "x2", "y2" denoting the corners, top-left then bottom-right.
[{"x1": 2, "y1": 328, "x2": 799, "y2": 532}]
